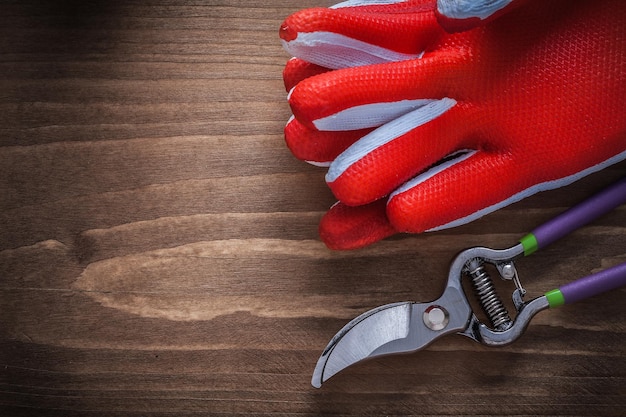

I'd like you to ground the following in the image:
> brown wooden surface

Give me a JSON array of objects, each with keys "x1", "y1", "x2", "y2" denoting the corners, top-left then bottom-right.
[{"x1": 1, "y1": 1, "x2": 625, "y2": 416}]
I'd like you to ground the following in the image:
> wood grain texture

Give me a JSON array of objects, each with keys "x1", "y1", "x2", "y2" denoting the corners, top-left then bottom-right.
[{"x1": 1, "y1": 1, "x2": 625, "y2": 415}]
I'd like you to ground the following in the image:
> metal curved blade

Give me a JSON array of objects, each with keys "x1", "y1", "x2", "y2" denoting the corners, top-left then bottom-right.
[{"x1": 311, "y1": 290, "x2": 471, "y2": 387}]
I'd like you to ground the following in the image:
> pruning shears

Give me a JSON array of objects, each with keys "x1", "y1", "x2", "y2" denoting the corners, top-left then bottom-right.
[{"x1": 312, "y1": 177, "x2": 626, "y2": 388}]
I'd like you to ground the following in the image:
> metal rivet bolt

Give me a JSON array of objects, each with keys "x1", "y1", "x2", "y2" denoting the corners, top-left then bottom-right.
[
  {"x1": 500, "y1": 262, "x2": 516, "y2": 280},
  {"x1": 423, "y1": 305, "x2": 450, "y2": 331}
]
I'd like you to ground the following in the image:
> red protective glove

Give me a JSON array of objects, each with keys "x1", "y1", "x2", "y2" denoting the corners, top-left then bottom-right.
[{"x1": 280, "y1": 0, "x2": 626, "y2": 250}]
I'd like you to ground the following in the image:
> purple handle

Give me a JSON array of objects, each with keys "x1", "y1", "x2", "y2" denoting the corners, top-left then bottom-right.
[
  {"x1": 559, "y1": 262, "x2": 626, "y2": 304},
  {"x1": 532, "y1": 177, "x2": 626, "y2": 250}
]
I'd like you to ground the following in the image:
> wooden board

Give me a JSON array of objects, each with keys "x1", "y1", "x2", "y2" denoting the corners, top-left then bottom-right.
[{"x1": 1, "y1": 1, "x2": 625, "y2": 415}]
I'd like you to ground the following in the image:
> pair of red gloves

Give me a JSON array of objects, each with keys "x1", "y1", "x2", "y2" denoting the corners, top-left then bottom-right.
[{"x1": 280, "y1": 0, "x2": 626, "y2": 250}]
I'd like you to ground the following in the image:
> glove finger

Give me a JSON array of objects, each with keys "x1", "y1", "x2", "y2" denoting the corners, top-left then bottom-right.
[
  {"x1": 320, "y1": 151, "x2": 626, "y2": 250},
  {"x1": 436, "y1": 0, "x2": 531, "y2": 32},
  {"x1": 386, "y1": 150, "x2": 503, "y2": 233},
  {"x1": 289, "y1": 53, "x2": 467, "y2": 131},
  {"x1": 285, "y1": 116, "x2": 373, "y2": 165},
  {"x1": 388, "y1": 145, "x2": 626, "y2": 233},
  {"x1": 327, "y1": 100, "x2": 479, "y2": 205},
  {"x1": 280, "y1": 1, "x2": 445, "y2": 69},
  {"x1": 387, "y1": 148, "x2": 564, "y2": 234},
  {"x1": 319, "y1": 200, "x2": 397, "y2": 250},
  {"x1": 283, "y1": 58, "x2": 331, "y2": 92}
]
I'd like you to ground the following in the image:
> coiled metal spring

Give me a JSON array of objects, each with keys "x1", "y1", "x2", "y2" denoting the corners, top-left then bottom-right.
[{"x1": 466, "y1": 259, "x2": 512, "y2": 330}]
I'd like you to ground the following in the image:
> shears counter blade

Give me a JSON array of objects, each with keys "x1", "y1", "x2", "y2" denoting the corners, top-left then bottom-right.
[{"x1": 312, "y1": 287, "x2": 470, "y2": 388}]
